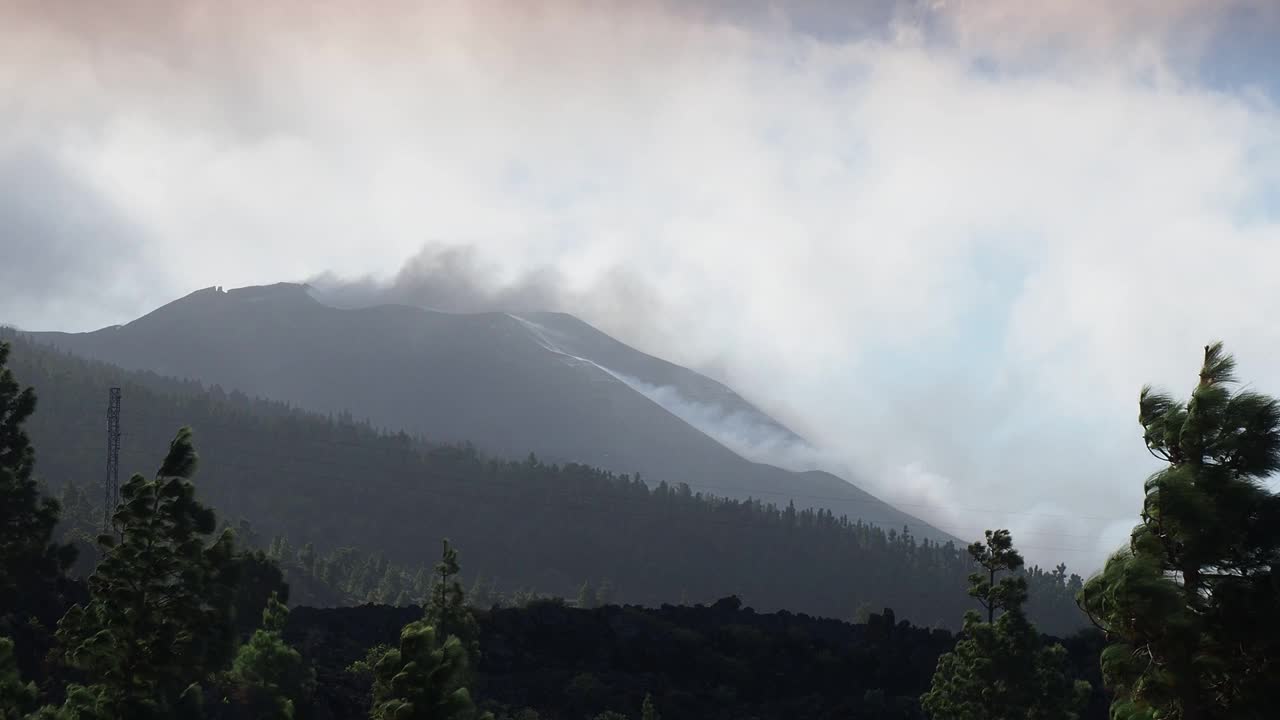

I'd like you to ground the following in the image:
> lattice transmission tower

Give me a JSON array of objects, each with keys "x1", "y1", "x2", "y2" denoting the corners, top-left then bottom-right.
[{"x1": 103, "y1": 387, "x2": 121, "y2": 533}]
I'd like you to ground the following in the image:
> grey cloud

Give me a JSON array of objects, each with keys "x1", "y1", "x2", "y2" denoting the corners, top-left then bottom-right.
[
  {"x1": 0, "y1": 148, "x2": 150, "y2": 330},
  {"x1": 309, "y1": 245, "x2": 680, "y2": 371},
  {"x1": 310, "y1": 245, "x2": 564, "y2": 314}
]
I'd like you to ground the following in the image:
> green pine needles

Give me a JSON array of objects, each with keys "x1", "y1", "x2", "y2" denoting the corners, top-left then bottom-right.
[
  {"x1": 922, "y1": 530, "x2": 1089, "y2": 720},
  {"x1": 53, "y1": 427, "x2": 240, "y2": 718},
  {"x1": 371, "y1": 620, "x2": 492, "y2": 720},
  {"x1": 426, "y1": 539, "x2": 480, "y2": 662},
  {"x1": 967, "y1": 529, "x2": 1027, "y2": 624},
  {"x1": 227, "y1": 591, "x2": 316, "y2": 719},
  {"x1": 0, "y1": 342, "x2": 75, "y2": 621},
  {"x1": 0, "y1": 637, "x2": 38, "y2": 719},
  {"x1": 1080, "y1": 343, "x2": 1280, "y2": 720}
]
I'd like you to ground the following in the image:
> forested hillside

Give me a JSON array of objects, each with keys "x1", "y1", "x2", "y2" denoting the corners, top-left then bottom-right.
[{"x1": 3, "y1": 329, "x2": 1085, "y2": 634}]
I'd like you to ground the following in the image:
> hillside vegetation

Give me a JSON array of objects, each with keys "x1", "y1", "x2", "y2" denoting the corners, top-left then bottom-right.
[{"x1": 4, "y1": 329, "x2": 1086, "y2": 634}]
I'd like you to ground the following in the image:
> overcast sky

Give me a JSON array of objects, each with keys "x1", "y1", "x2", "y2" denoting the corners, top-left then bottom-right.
[{"x1": 3, "y1": 0, "x2": 1279, "y2": 571}]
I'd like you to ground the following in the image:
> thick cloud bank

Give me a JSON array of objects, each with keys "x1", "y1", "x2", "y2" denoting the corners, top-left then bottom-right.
[{"x1": 3, "y1": 0, "x2": 1279, "y2": 569}]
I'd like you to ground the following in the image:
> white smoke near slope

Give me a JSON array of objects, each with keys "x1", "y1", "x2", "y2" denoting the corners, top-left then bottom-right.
[
  {"x1": 506, "y1": 311, "x2": 827, "y2": 470},
  {"x1": 506, "y1": 309, "x2": 1067, "y2": 547}
]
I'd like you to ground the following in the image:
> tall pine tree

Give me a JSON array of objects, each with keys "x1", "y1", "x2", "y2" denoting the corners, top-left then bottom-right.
[
  {"x1": 0, "y1": 636, "x2": 37, "y2": 719},
  {"x1": 0, "y1": 342, "x2": 75, "y2": 622},
  {"x1": 921, "y1": 530, "x2": 1088, "y2": 720},
  {"x1": 1080, "y1": 343, "x2": 1280, "y2": 719},
  {"x1": 966, "y1": 529, "x2": 1026, "y2": 624},
  {"x1": 640, "y1": 693, "x2": 660, "y2": 720},
  {"x1": 53, "y1": 427, "x2": 240, "y2": 718},
  {"x1": 225, "y1": 591, "x2": 315, "y2": 719},
  {"x1": 426, "y1": 539, "x2": 479, "y2": 661}
]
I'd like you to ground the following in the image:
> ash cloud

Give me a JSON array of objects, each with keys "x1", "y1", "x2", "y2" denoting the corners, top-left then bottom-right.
[
  {"x1": 309, "y1": 245, "x2": 564, "y2": 314},
  {"x1": 309, "y1": 245, "x2": 684, "y2": 378},
  {"x1": 310, "y1": 246, "x2": 834, "y2": 470}
]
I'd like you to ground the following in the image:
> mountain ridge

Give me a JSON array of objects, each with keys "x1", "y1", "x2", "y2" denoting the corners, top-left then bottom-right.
[{"x1": 22, "y1": 282, "x2": 954, "y2": 543}]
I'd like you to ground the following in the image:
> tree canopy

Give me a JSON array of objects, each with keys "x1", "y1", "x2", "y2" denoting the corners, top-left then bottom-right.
[
  {"x1": 371, "y1": 620, "x2": 491, "y2": 720},
  {"x1": 53, "y1": 427, "x2": 240, "y2": 718},
  {"x1": 225, "y1": 591, "x2": 315, "y2": 719},
  {"x1": 0, "y1": 341, "x2": 75, "y2": 626},
  {"x1": 923, "y1": 530, "x2": 1089, "y2": 720},
  {"x1": 1080, "y1": 343, "x2": 1280, "y2": 719}
]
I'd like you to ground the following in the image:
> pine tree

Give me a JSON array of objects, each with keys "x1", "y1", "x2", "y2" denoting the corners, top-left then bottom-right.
[
  {"x1": 52, "y1": 427, "x2": 240, "y2": 718},
  {"x1": 231, "y1": 549, "x2": 290, "y2": 638},
  {"x1": 595, "y1": 580, "x2": 615, "y2": 607},
  {"x1": 967, "y1": 529, "x2": 1026, "y2": 623},
  {"x1": 425, "y1": 539, "x2": 479, "y2": 660},
  {"x1": 0, "y1": 342, "x2": 75, "y2": 619},
  {"x1": 467, "y1": 575, "x2": 494, "y2": 609},
  {"x1": 431, "y1": 541, "x2": 461, "y2": 610},
  {"x1": 411, "y1": 566, "x2": 430, "y2": 604},
  {"x1": 921, "y1": 530, "x2": 1088, "y2": 720},
  {"x1": 352, "y1": 553, "x2": 384, "y2": 602},
  {"x1": 640, "y1": 693, "x2": 660, "y2": 720},
  {"x1": 345, "y1": 642, "x2": 394, "y2": 683},
  {"x1": 853, "y1": 602, "x2": 873, "y2": 624},
  {"x1": 1080, "y1": 343, "x2": 1280, "y2": 719},
  {"x1": 377, "y1": 564, "x2": 404, "y2": 604},
  {"x1": 576, "y1": 580, "x2": 597, "y2": 609},
  {"x1": 29, "y1": 683, "x2": 116, "y2": 720},
  {"x1": 226, "y1": 591, "x2": 315, "y2": 720},
  {"x1": 236, "y1": 518, "x2": 262, "y2": 552},
  {"x1": 0, "y1": 636, "x2": 37, "y2": 719},
  {"x1": 370, "y1": 620, "x2": 492, "y2": 720},
  {"x1": 54, "y1": 480, "x2": 100, "y2": 542},
  {"x1": 299, "y1": 542, "x2": 316, "y2": 576}
]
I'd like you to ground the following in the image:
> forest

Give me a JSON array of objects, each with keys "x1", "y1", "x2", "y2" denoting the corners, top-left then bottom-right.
[
  {"x1": 2, "y1": 336, "x2": 1278, "y2": 719},
  {"x1": 2, "y1": 329, "x2": 1086, "y2": 635}
]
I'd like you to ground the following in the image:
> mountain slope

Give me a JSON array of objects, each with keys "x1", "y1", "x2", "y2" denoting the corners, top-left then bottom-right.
[
  {"x1": 1, "y1": 328, "x2": 1088, "y2": 633},
  {"x1": 25, "y1": 282, "x2": 951, "y2": 542}
]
